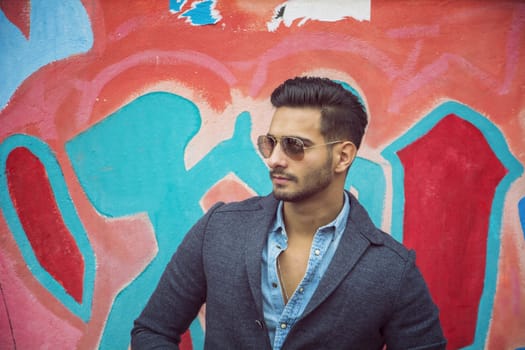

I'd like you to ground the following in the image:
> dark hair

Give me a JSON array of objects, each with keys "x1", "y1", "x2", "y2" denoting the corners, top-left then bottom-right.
[{"x1": 270, "y1": 76, "x2": 368, "y2": 149}]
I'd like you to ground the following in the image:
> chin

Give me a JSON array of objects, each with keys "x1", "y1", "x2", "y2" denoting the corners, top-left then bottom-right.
[
  {"x1": 273, "y1": 190, "x2": 291, "y2": 201},
  {"x1": 273, "y1": 190, "x2": 304, "y2": 203}
]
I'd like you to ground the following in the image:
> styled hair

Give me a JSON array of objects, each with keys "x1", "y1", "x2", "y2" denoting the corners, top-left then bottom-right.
[{"x1": 270, "y1": 76, "x2": 368, "y2": 149}]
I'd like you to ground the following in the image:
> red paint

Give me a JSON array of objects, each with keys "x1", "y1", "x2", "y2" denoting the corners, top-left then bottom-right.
[
  {"x1": 398, "y1": 115, "x2": 507, "y2": 349},
  {"x1": 180, "y1": 330, "x2": 193, "y2": 350},
  {"x1": 6, "y1": 147, "x2": 84, "y2": 303},
  {"x1": 0, "y1": 0, "x2": 31, "y2": 39}
]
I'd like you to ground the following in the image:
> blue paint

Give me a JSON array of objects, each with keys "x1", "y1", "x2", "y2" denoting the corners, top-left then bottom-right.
[
  {"x1": 382, "y1": 101, "x2": 523, "y2": 350},
  {"x1": 518, "y1": 197, "x2": 525, "y2": 238},
  {"x1": 180, "y1": 0, "x2": 221, "y2": 25},
  {"x1": 0, "y1": 135, "x2": 95, "y2": 322},
  {"x1": 66, "y1": 92, "x2": 269, "y2": 349},
  {"x1": 336, "y1": 80, "x2": 366, "y2": 108},
  {"x1": 346, "y1": 157, "x2": 386, "y2": 229},
  {"x1": 189, "y1": 317, "x2": 205, "y2": 350},
  {"x1": 0, "y1": 0, "x2": 93, "y2": 108},
  {"x1": 169, "y1": 0, "x2": 187, "y2": 12}
]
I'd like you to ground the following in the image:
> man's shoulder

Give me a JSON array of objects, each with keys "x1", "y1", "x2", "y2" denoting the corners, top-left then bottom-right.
[
  {"x1": 212, "y1": 193, "x2": 276, "y2": 213},
  {"x1": 372, "y1": 228, "x2": 414, "y2": 262},
  {"x1": 347, "y1": 193, "x2": 413, "y2": 263}
]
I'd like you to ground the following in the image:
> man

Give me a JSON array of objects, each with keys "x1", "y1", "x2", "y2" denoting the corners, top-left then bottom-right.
[{"x1": 131, "y1": 76, "x2": 446, "y2": 349}]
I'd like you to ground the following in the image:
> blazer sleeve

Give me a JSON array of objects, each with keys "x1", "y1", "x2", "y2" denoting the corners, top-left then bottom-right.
[
  {"x1": 383, "y1": 250, "x2": 447, "y2": 350},
  {"x1": 130, "y1": 202, "x2": 224, "y2": 349}
]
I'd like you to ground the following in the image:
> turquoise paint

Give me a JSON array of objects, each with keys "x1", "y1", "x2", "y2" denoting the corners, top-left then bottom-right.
[
  {"x1": 0, "y1": 0, "x2": 93, "y2": 107},
  {"x1": 180, "y1": 0, "x2": 221, "y2": 26},
  {"x1": 336, "y1": 80, "x2": 366, "y2": 107},
  {"x1": 66, "y1": 92, "x2": 269, "y2": 349},
  {"x1": 382, "y1": 101, "x2": 524, "y2": 349},
  {"x1": 169, "y1": 0, "x2": 187, "y2": 12},
  {"x1": 0, "y1": 134, "x2": 95, "y2": 322},
  {"x1": 519, "y1": 197, "x2": 525, "y2": 240},
  {"x1": 189, "y1": 318, "x2": 205, "y2": 349},
  {"x1": 346, "y1": 157, "x2": 385, "y2": 229}
]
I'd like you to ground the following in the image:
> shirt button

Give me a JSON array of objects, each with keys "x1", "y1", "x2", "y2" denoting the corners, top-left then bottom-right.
[
  {"x1": 276, "y1": 244, "x2": 282, "y2": 250},
  {"x1": 272, "y1": 282, "x2": 278, "y2": 288},
  {"x1": 280, "y1": 323, "x2": 287, "y2": 329},
  {"x1": 314, "y1": 249, "x2": 321, "y2": 256},
  {"x1": 299, "y1": 287, "x2": 304, "y2": 293}
]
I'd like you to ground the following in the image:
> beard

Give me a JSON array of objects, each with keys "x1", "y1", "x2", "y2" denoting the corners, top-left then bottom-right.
[{"x1": 271, "y1": 154, "x2": 334, "y2": 202}]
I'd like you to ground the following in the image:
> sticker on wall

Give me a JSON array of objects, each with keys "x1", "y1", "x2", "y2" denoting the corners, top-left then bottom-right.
[{"x1": 267, "y1": 0, "x2": 371, "y2": 31}]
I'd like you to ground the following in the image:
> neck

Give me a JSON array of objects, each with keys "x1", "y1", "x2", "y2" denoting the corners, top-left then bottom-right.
[{"x1": 282, "y1": 188, "x2": 345, "y2": 238}]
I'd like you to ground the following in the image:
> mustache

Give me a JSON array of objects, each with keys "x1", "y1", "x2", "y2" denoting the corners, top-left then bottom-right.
[{"x1": 269, "y1": 168, "x2": 298, "y2": 182}]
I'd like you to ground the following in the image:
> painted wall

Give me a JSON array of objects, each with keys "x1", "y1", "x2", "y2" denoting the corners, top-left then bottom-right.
[{"x1": 1, "y1": 1, "x2": 524, "y2": 349}]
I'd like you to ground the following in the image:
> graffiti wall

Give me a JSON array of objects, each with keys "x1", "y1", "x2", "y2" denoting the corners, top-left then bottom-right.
[{"x1": 1, "y1": 0, "x2": 524, "y2": 349}]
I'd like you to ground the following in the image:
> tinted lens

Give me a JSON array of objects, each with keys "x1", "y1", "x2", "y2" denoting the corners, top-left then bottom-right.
[
  {"x1": 257, "y1": 135, "x2": 306, "y2": 159},
  {"x1": 257, "y1": 135, "x2": 275, "y2": 158},
  {"x1": 281, "y1": 137, "x2": 305, "y2": 158}
]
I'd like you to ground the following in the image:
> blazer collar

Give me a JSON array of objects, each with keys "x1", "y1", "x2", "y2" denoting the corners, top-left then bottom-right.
[
  {"x1": 302, "y1": 192, "x2": 384, "y2": 317},
  {"x1": 244, "y1": 192, "x2": 383, "y2": 319},
  {"x1": 244, "y1": 194, "x2": 279, "y2": 317}
]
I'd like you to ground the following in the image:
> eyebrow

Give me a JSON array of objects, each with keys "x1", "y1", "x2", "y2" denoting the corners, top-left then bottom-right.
[{"x1": 267, "y1": 133, "x2": 314, "y2": 145}]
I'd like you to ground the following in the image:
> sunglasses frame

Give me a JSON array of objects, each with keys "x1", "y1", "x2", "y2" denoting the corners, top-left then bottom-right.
[{"x1": 257, "y1": 134, "x2": 343, "y2": 160}]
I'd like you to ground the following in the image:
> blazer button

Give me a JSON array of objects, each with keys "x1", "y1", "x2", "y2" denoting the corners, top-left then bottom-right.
[{"x1": 255, "y1": 320, "x2": 264, "y2": 329}]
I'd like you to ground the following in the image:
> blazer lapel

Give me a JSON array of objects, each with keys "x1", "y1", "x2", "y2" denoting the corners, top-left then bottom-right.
[
  {"x1": 302, "y1": 221, "x2": 369, "y2": 317},
  {"x1": 302, "y1": 194, "x2": 382, "y2": 318},
  {"x1": 244, "y1": 195, "x2": 279, "y2": 316}
]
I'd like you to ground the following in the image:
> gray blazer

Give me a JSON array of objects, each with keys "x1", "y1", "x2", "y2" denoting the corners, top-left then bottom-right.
[{"x1": 131, "y1": 193, "x2": 446, "y2": 349}]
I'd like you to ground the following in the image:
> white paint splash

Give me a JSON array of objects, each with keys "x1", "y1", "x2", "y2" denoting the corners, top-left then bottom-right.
[{"x1": 267, "y1": 0, "x2": 371, "y2": 32}]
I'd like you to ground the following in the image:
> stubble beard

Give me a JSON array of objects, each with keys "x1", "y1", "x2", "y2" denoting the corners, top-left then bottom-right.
[{"x1": 271, "y1": 155, "x2": 334, "y2": 203}]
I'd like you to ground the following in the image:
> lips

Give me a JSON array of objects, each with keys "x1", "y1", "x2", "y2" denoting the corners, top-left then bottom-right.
[
  {"x1": 270, "y1": 171, "x2": 296, "y2": 184},
  {"x1": 272, "y1": 178, "x2": 291, "y2": 188},
  {"x1": 272, "y1": 175, "x2": 290, "y2": 183}
]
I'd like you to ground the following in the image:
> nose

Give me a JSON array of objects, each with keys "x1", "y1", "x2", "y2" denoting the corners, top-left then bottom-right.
[{"x1": 266, "y1": 141, "x2": 288, "y2": 169}]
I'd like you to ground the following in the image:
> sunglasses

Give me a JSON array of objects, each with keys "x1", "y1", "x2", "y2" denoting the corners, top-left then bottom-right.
[{"x1": 257, "y1": 135, "x2": 343, "y2": 160}]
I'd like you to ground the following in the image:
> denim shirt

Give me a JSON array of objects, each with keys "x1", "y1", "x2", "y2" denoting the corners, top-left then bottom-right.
[{"x1": 261, "y1": 193, "x2": 350, "y2": 349}]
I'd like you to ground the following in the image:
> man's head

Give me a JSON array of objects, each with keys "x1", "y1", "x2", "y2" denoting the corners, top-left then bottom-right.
[
  {"x1": 258, "y1": 76, "x2": 368, "y2": 203},
  {"x1": 270, "y1": 76, "x2": 368, "y2": 149}
]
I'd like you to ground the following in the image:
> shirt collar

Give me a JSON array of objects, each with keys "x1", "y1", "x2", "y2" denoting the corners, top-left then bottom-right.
[{"x1": 271, "y1": 192, "x2": 350, "y2": 236}]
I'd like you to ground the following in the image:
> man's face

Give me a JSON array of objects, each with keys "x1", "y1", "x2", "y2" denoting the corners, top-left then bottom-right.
[{"x1": 265, "y1": 106, "x2": 335, "y2": 203}]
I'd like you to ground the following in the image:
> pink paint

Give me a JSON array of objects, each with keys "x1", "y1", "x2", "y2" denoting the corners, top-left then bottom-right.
[
  {"x1": 400, "y1": 41, "x2": 423, "y2": 75},
  {"x1": 0, "y1": 282, "x2": 15, "y2": 350},
  {"x1": 512, "y1": 266, "x2": 522, "y2": 315},
  {"x1": 0, "y1": 82, "x2": 62, "y2": 140},
  {"x1": 386, "y1": 25, "x2": 440, "y2": 38},
  {"x1": 500, "y1": 6, "x2": 525, "y2": 94},
  {"x1": 75, "y1": 49, "x2": 237, "y2": 128},
  {"x1": 201, "y1": 176, "x2": 256, "y2": 210},
  {"x1": 75, "y1": 212, "x2": 157, "y2": 349},
  {"x1": 389, "y1": 53, "x2": 499, "y2": 113},
  {"x1": 248, "y1": 32, "x2": 399, "y2": 97},
  {"x1": 0, "y1": 244, "x2": 82, "y2": 349}
]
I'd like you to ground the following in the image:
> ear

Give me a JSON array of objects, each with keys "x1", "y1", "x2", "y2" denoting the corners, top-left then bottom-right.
[{"x1": 334, "y1": 141, "x2": 357, "y2": 174}]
